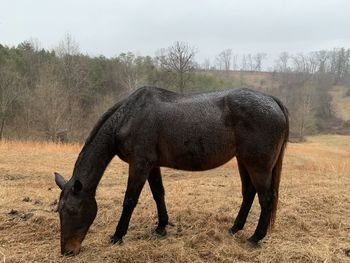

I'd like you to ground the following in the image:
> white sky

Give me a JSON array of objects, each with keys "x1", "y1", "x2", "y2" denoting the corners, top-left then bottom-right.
[{"x1": 1, "y1": 0, "x2": 350, "y2": 68}]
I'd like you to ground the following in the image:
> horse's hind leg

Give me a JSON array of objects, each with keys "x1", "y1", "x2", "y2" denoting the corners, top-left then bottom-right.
[
  {"x1": 247, "y1": 170, "x2": 274, "y2": 244},
  {"x1": 229, "y1": 159, "x2": 256, "y2": 235},
  {"x1": 148, "y1": 167, "x2": 169, "y2": 236}
]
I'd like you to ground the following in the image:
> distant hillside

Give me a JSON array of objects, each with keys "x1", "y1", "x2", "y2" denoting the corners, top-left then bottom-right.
[
  {"x1": 329, "y1": 86, "x2": 350, "y2": 121},
  {"x1": 233, "y1": 71, "x2": 350, "y2": 121},
  {"x1": 239, "y1": 71, "x2": 350, "y2": 125},
  {"x1": 202, "y1": 70, "x2": 350, "y2": 137}
]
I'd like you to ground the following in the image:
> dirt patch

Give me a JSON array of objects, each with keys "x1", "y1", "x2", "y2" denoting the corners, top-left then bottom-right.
[
  {"x1": 7, "y1": 209, "x2": 34, "y2": 220},
  {"x1": 0, "y1": 173, "x2": 26, "y2": 181}
]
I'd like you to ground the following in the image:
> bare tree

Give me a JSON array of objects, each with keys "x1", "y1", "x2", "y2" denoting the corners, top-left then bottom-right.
[
  {"x1": 247, "y1": 54, "x2": 254, "y2": 71},
  {"x1": 232, "y1": 54, "x2": 238, "y2": 71},
  {"x1": 31, "y1": 61, "x2": 73, "y2": 141},
  {"x1": 56, "y1": 33, "x2": 86, "y2": 94},
  {"x1": 55, "y1": 33, "x2": 88, "y2": 139},
  {"x1": 241, "y1": 55, "x2": 247, "y2": 71},
  {"x1": 329, "y1": 48, "x2": 350, "y2": 84},
  {"x1": 275, "y1": 52, "x2": 290, "y2": 72},
  {"x1": 314, "y1": 50, "x2": 329, "y2": 73},
  {"x1": 307, "y1": 53, "x2": 319, "y2": 74},
  {"x1": 158, "y1": 41, "x2": 196, "y2": 93},
  {"x1": 292, "y1": 53, "x2": 314, "y2": 73},
  {"x1": 56, "y1": 33, "x2": 79, "y2": 58},
  {"x1": 253, "y1": 52, "x2": 267, "y2": 71},
  {"x1": 118, "y1": 52, "x2": 140, "y2": 93},
  {"x1": 293, "y1": 85, "x2": 317, "y2": 139},
  {"x1": 0, "y1": 68, "x2": 23, "y2": 140},
  {"x1": 201, "y1": 58, "x2": 211, "y2": 71},
  {"x1": 216, "y1": 49, "x2": 232, "y2": 71}
]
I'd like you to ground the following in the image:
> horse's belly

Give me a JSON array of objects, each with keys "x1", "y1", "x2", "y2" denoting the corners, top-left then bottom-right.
[
  {"x1": 168, "y1": 149, "x2": 236, "y2": 171},
  {"x1": 158, "y1": 128, "x2": 236, "y2": 171}
]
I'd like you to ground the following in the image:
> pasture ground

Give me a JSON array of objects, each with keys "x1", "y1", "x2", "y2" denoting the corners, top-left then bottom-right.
[{"x1": 0, "y1": 135, "x2": 349, "y2": 262}]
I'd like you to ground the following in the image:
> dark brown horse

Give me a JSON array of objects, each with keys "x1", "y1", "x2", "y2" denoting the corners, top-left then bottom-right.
[{"x1": 54, "y1": 86, "x2": 289, "y2": 256}]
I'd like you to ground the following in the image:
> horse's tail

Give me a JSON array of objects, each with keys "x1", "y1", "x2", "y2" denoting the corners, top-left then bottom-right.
[{"x1": 270, "y1": 96, "x2": 289, "y2": 229}]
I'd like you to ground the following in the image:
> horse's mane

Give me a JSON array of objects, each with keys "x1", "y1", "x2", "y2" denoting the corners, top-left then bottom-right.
[{"x1": 73, "y1": 99, "x2": 125, "y2": 172}]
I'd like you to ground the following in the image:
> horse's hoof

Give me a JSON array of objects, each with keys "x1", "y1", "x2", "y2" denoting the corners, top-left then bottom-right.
[
  {"x1": 228, "y1": 226, "x2": 241, "y2": 235},
  {"x1": 110, "y1": 235, "x2": 123, "y2": 245},
  {"x1": 246, "y1": 236, "x2": 260, "y2": 248},
  {"x1": 155, "y1": 226, "x2": 167, "y2": 237},
  {"x1": 62, "y1": 251, "x2": 75, "y2": 257}
]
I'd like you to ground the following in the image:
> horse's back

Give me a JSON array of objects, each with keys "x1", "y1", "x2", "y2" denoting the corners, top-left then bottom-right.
[
  {"x1": 115, "y1": 87, "x2": 287, "y2": 172},
  {"x1": 154, "y1": 90, "x2": 236, "y2": 170}
]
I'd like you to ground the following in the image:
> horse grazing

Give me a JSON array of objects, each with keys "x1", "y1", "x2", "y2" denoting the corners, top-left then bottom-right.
[{"x1": 54, "y1": 86, "x2": 289, "y2": 256}]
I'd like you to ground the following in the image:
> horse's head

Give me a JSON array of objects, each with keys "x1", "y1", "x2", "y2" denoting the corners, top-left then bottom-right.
[{"x1": 54, "y1": 172, "x2": 97, "y2": 256}]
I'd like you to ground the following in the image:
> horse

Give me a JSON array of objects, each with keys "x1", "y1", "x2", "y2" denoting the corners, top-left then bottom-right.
[{"x1": 54, "y1": 86, "x2": 289, "y2": 256}]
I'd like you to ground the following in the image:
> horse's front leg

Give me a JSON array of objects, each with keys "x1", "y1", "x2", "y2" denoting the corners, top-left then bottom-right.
[
  {"x1": 110, "y1": 160, "x2": 151, "y2": 244},
  {"x1": 148, "y1": 167, "x2": 169, "y2": 236}
]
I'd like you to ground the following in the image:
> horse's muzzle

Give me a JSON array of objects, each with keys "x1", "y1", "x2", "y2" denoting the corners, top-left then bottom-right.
[{"x1": 61, "y1": 239, "x2": 81, "y2": 256}]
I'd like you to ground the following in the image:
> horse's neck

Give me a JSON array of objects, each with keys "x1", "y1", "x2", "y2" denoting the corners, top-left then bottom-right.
[{"x1": 72, "y1": 133, "x2": 115, "y2": 193}]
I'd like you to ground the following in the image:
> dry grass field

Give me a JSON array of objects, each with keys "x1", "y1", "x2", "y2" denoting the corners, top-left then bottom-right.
[
  {"x1": 329, "y1": 86, "x2": 350, "y2": 122},
  {"x1": 0, "y1": 135, "x2": 349, "y2": 263}
]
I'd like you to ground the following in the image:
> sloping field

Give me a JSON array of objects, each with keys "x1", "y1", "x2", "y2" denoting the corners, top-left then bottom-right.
[
  {"x1": 0, "y1": 136, "x2": 349, "y2": 262},
  {"x1": 329, "y1": 86, "x2": 350, "y2": 122}
]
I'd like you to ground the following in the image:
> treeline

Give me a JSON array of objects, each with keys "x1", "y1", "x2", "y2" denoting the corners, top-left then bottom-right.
[
  {"x1": 271, "y1": 49, "x2": 350, "y2": 138},
  {"x1": 0, "y1": 35, "x2": 349, "y2": 142}
]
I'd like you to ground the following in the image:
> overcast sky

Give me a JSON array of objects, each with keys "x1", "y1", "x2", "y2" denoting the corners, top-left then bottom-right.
[{"x1": 1, "y1": 0, "x2": 350, "y2": 68}]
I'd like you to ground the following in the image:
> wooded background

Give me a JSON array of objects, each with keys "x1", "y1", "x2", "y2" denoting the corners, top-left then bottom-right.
[{"x1": 1, "y1": 34, "x2": 349, "y2": 142}]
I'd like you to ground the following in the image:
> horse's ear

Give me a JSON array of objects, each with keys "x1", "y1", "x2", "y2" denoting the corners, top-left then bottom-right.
[
  {"x1": 54, "y1": 172, "x2": 66, "y2": 190},
  {"x1": 72, "y1": 180, "x2": 83, "y2": 193}
]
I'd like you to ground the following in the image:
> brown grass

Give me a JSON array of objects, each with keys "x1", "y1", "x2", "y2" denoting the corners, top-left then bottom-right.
[{"x1": 0, "y1": 135, "x2": 349, "y2": 262}]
